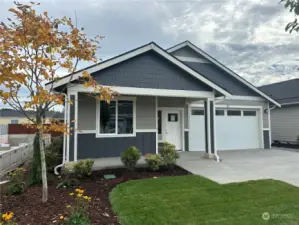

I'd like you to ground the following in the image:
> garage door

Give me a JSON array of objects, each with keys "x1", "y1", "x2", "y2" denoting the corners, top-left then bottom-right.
[{"x1": 189, "y1": 108, "x2": 260, "y2": 151}]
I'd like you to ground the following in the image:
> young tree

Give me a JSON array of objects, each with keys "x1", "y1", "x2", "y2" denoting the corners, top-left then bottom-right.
[{"x1": 0, "y1": 2, "x2": 114, "y2": 202}]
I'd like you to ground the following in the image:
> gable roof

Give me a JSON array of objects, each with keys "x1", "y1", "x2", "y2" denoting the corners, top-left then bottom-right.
[
  {"x1": 259, "y1": 79, "x2": 299, "y2": 106},
  {"x1": 167, "y1": 41, "x2": 281, "y2": 107},
  {"x1": 46, "y1": 42, "x2": 231, "y2": 98}
]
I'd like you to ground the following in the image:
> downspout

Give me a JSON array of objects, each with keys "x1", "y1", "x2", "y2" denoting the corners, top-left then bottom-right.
[
  {"x1": 213, "y1": 96, "x2": 227, "y2": 162},
  {"x1": 54, "y1": 92, "x2": 68, "y2": 175}
]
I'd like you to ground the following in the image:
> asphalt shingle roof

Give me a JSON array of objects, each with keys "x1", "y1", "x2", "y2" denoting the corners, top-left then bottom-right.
[
  {"x1": 0, "y1": 109, "x2": 64, "y2": 119},
  {"x1": 259, "y1": 79, "x2": 299, "y2": 105}
]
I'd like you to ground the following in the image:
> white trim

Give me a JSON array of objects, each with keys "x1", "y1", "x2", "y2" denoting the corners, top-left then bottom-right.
[
  {"x1": 136, "y1": 129, "x2": 156, "y2": 133},
  {"x1": 77, "y1": 130, "x2": 96, "y2": 134},
  {"x1": 47, "y1": 43, "x2": 232, "y2": 98},
  {"x1": 259, "y1": 106, "x2": 264, "y2": 148},
  {"x1": 96, "y1": 97, "x2": 136, "y2": 138},
  {"x1": 281, "y1": 101, "x2": 299, "y2": 106},
  {"x1": 212, "y1": 97, "x2": 218, "y2": 156},
  {"x1": 158, "y1": 107, "x2": 184, "y2": 151},
  {"x1": 206, "y1": 100, "x2": 211, "y2": 154},
  {"x1": 74, "y1": 92, "x2": 78, "y2": 162},
  {"x1": 175, "y1": 56, "x2": 210, "y2": 63},
  {"x1": 168, "y1": 41, "x2": 281, "y2": 107},
  {"x1": 268, "y1": 102, "x2": 272, "y2": 148},
  {"x1": 184, "y1": 129, "x2": 190, "y2": 131},
  {"x1": 155, "y1": 96, "x2": 158, "y2": 154},
  {"x1": 67, "y1": 84, "x2": 215, "y2": 99},
  {"x1": 66, "y1": 93, "x2": 70, "y2": 162},
  {"x1": 226, "y1": 96, "x2": 265, "y2": 101},
  {"x1": 263, "y1": 128, "x2": 270, "y2": 131},
  {"x1": 191, "y1": 103, "x2": 263, "y2": 110}
]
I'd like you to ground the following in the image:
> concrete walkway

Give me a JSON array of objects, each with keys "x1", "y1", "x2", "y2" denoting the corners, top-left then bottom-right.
[{"x1": 176, "y1": 149, "x2": 299, "y2": 187}]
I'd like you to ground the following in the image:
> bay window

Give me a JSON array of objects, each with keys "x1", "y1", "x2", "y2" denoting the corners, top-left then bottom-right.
[{"x1": 97, "y1": 98, "x2": 135, "y2": 137}]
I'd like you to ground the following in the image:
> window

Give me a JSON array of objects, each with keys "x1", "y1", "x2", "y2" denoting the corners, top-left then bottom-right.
[
  {"x1": 97, "y1": 98, "x2": 135, "y2": 137},
  {"x1": 192, "y1": 109, "x2": 204, "y2": 115},
  {"x1": 243, "y1": 111, "x2": 256, "y2": 116},
  {"x1": 215, "y1": 110, "x2": 225, "y2": 116},
  {"x1": 168, "y1": 113, "x2": 178, "y2": 122},
  {"x1": 11, "y1": 120, "x2": 19, "y2": 124},
  {"x1": 227, "y1": 110, "x2": 241, "y2": 116}
]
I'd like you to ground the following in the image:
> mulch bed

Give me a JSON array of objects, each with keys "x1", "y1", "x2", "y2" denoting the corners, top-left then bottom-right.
[{"x1": 0, "y1": 166, "x2": 190, "y2": 225}]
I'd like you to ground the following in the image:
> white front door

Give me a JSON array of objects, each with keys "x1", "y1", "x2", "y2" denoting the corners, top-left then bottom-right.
[{"x1": 163, "y1": 110, "x2": 182, "y2": 150}]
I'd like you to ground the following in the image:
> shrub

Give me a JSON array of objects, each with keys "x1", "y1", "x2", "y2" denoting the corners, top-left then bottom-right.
[
  {"x1": 160, "y1": 142, "x2": 180, "y2": 169},
  {"x1": 45, "y1": 136, "x2": 63, "y2": 172},
  {"x1": 64, "y1": 188, "x2": 92, "y2": 225},
  {"x1": 73, "y1": 159, "x2": 94, "y2": 178},
  {"x1": 145, "y1": 154, "x2": 162, "y2": 171},
  {"x1": 7, "y1": 168, "x2": 26, "y2": 195},
  {"x1": 121, "y1": 146, "x2": 141, "y2": 171},
  {"x1": 56, "y1": 179, "x2": 78, "y2": 189}
]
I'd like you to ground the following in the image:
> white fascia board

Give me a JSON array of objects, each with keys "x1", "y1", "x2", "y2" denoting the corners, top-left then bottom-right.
[
  {"x1": 223, "y1": 95, "x2": 265, "y2": 101},
  {"x1": 280, "y1": 102, "x2": 299, "y2": 106},
  {"x1": 46, "y1": 42, "x2": 232, "y2": 98},
  {"x1": 67, "y1": 84, "x2": 215, "y2": 99},
  {"x1": 168, "y1": 42, "x2": 281, "y2": 107}
]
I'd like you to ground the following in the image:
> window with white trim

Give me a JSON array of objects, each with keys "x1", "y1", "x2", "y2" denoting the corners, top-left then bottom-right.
[
  {"x1": 11, "y1": 119, "x2": 19, "y2": 124},
  {"x1": 97, "y1": 99, "x2": 135, "y2": 137}
]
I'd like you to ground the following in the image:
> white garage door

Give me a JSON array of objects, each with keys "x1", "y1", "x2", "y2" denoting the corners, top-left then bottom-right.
[{"x1": 189, "y1": 108, "x2": 260, "y2": 151}]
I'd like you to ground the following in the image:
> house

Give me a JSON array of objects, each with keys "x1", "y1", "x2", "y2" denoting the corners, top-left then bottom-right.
[
  {"x1": 46, "y1": 41, "x2": 280, "y2": 162},
  {"x1": 0, "y1": 109, "x2": 64, "y2": 124},
  {"x1": 260, "y1": 79, "x2": 299, "y2": 144}
]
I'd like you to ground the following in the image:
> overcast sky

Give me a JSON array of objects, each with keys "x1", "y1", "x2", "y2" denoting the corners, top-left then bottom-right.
[{"x1": 0, "y1": 0, "x2": 299, "y2": 100}]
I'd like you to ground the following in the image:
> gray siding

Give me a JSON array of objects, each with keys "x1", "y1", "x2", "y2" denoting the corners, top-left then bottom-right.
[
  {"x1": 171, "y1": 46, "x2": 206, "y2": 59},
  {"x1": 77, "y1": 132, "x2": 156, "y2": 159},
  {"x1": 271, "y1": 105, "x2": 299, "y2": 142},
  {"x1": 136, "y1": 96, "x2": 156, "y2": 129},
  {"x1": 184, "y1": 131, "x2": 189, "y2": 151},
  {"x1": 263, "y1": 130, "x2": 270, "y2": 149},
  {"x1": 184, "y1": 62, "x2": 260, "y2": 97},
  {"x1": 92, "y1": 51, "x2": 212, "y2": 91},
  {"x1": 78, "y1": 93, "x2": 96, "y2": 130},
  {"x1": 69, "y1": 95, "x2": 75, "y2": 161}
]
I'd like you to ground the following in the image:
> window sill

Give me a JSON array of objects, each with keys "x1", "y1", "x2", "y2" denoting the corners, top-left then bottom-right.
[{"x1": 95, "y1": 133, "x2": 136, "y2": 138}]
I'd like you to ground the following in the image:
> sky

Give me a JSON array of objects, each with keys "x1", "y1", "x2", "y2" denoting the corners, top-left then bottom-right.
[{"x1": 0, "y1": 0, "x2": 299, "y2": 109}]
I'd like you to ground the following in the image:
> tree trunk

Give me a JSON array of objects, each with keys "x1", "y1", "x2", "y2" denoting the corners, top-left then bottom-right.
[
  {"x1": 28, "y1": 132, "x2": 42, "y2": 186},
  {"x1": 38, "y1": 127, "x2": 48, "y2": 203}
]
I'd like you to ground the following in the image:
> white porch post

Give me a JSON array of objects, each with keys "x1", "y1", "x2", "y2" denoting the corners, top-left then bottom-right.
[
  {"x1": 67, "y1": 90, "x2": 78, "y2": 162},
  {"x1": 204, "y1": 98, "x2": 216, "y2": 158}
]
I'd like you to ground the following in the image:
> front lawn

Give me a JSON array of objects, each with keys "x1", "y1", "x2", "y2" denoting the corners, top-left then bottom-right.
[{"x1": 110, "y1": 175, "x2": 299, "y2": 225}]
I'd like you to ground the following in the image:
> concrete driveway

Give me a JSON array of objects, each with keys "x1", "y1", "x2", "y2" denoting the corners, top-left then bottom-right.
[{"x1": 176, "y1": 148, "x2": 299, "y2": 187}]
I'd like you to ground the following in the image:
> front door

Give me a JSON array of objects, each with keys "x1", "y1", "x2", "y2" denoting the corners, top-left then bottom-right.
[{"x1": 163, "y1": 110, "x2": 182, "y2": 150}]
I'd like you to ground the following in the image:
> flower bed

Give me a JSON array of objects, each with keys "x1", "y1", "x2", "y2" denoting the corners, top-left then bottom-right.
[{"x1": 1, "y1": 166, "x2": 190, "y2": 225}]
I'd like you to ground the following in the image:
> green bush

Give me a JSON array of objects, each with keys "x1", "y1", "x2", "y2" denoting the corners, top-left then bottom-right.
[
  {"x1": 7, "y1": 168, "x2": 26, "y2": 195},
  {"x1": 73, "y1": 159, "x2": 94, "y2": 178},
  {"x1": 160, "y1": 142, "x2": 180, "y2": 169},
  {"x1": 145, "y1": 154, "x2": 162, "y2": 171},
  {"x1": 121, "y1": 146, "x2": 141, "y2": 171},
  {"x1": 45, "y1": 136, "x2": 63, "y2": 172},
  {"x1": 56, "y1": 179, "x2": 78, "y2": 189}
]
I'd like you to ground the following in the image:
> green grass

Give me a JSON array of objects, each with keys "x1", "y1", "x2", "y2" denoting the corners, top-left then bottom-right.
[{"x1": 110, "y1": 175, "x2": 299, "y2": 225}]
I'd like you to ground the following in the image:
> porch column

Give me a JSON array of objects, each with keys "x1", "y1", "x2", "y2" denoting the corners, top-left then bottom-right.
[
  {"x1": 67, "y1": 91, "x2": 78, "y2": 162},
  {"x1": 204, "y1": 99, "x2": 216, "y2": 158}
]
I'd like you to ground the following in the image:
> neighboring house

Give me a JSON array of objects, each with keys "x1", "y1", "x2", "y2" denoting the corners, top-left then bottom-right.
[
  {"x1": 46, "y1": 41, "x2": 280, "y2": 162},
  {"x1": 0, "y1": 109, "x2": 64, "y2": 124},
  {"x1": 260, "y1": 79, "x2": 299, "y2": 144}
]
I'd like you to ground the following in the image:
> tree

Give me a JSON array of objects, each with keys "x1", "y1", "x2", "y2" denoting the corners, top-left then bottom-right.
[
  {"x1": 0, "y1": 2, "x2": 114, "y2": 202},
  {"x1": 280, "y1": 0, "x2": 299, "y2": 32}
]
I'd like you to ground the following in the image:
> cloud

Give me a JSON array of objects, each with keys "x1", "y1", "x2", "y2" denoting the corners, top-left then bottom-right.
[{"x1": 0, "y1": 0, "x2": 298, "y2": 98}]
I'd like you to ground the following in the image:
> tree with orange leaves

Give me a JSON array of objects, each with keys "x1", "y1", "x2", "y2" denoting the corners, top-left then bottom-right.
[{"x1": 0, "y1": 2, "x2": 114, "y2": 202}]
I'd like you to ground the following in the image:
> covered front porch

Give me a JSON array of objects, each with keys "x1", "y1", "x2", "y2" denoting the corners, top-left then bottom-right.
[{"x1": 65, "y1": 85, "x2": 219, "y2": 162}]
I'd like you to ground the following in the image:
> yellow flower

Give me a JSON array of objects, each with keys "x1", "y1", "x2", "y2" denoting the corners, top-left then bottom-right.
[
  {"x1": 75, "y1": 188, "x2": 84, "y2": 194},
  {"x1": 2, "y1": 212, "x2": 14, "y2": 221},
  {"x1": 88, "y1": 197, "x2": 92, "y2": 201},
  {"x1": 69, "y1": 192, "x2": 74, "y2": 196},
  {"x1": 83, "y1": 196, "x2": 89, "y2": 200},
  {"x1": 77, "y1": 193, "x2": 82, "y2": 197},
  {"x1": 66, "y1": 204, "x2": 71, "y2": 208},
  {"x1": 60, "y1": 215, "x2": 64, "y2": 220}
]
